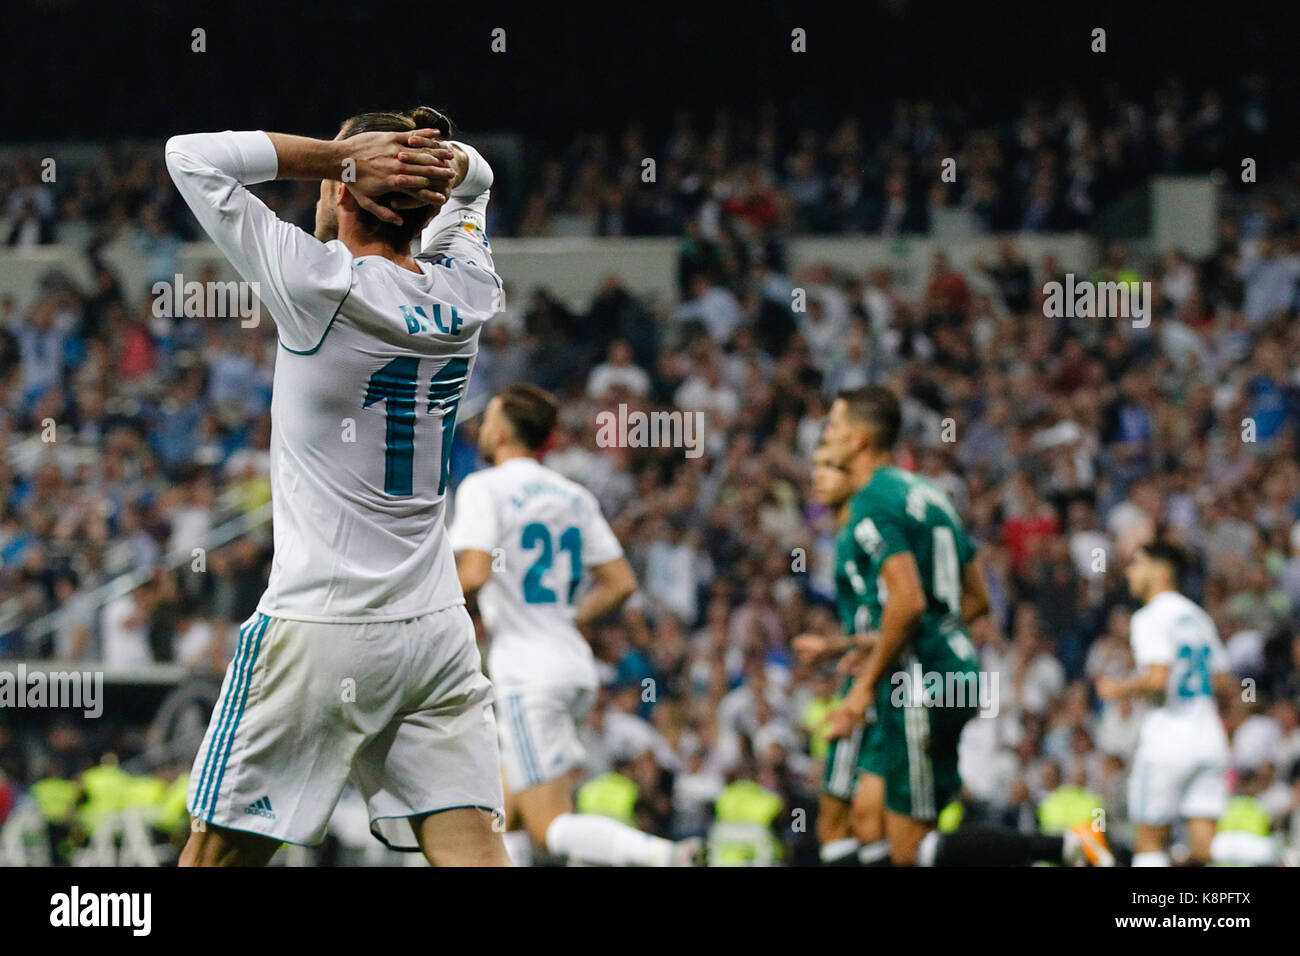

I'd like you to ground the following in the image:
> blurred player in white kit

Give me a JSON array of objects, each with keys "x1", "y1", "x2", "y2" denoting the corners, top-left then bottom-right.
[
  {"x1": 1097, "y1": 540, "x2": 1231, "y2": 866},
  {"x1": 450, "y1": 384, "x2": 702, "y2": 865}
]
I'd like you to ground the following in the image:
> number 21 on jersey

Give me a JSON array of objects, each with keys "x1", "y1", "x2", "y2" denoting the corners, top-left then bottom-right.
[{"x1": 521, "y1": 523, "x2": 583, "y2": 604}]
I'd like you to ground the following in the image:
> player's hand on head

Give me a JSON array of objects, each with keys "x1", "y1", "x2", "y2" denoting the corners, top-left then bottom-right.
[
  {"x1": 343, "y1": 129, "x2": 457, "y2": 224},
  {"x1": 405, "y1": 131, "x2": 445, "y2": 149},
  {"x1": 393, "y1": 128, "x2": 458, "y2": 206},
  {"x1": 407, "y1": 132, "x2": 470, "y2": 195}
]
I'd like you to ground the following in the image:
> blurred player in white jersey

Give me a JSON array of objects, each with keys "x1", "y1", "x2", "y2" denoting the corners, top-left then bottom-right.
[
  {"x1": 450, "y1": 384, "x2": 701, "y2": 865},
  {"x1": 1098, "y1": 540, "x2": 1231, "y2": 866},
  {"x1": 167, "y1": 107, "x2": 509, "y2": 865}
]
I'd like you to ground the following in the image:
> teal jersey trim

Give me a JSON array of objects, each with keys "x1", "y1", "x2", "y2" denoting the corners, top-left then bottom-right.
[{"x1": 277, "y1": 276, "x2": 355, "y2": 356}]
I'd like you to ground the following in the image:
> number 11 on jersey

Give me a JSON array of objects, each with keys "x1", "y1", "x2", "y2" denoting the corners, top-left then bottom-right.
[{"x1": 363, "y1": 354, "x2": 469, "y2": 497}]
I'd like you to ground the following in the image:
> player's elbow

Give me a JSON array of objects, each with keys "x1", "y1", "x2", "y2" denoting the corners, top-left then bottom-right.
[
  {"x1": 164, "y1": 135, "x2": 198, "y2": 174},
  {"x1": 163, "y1": 135, "x2": 213, "y2": 196},
  {"x1": 452, "y1": 142, "x2": 494, "y2": 195},
  {"x1": 597, "y1": 558, "x2": 638, "y2": 605},
  {"x1": 611, "y1": 571, "x2": 638, "y2": 605},
  {"x1": 899, "y1": 588, "x2": 927, "y2": 625},
  {"x1": 614, "y1": 576, "x2": 637, "y2": 605}
]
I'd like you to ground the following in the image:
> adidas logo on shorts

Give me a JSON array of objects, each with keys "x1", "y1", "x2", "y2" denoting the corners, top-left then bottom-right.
[{"x1": 243, "y1": 796, "x2": 276, "y2": 819}]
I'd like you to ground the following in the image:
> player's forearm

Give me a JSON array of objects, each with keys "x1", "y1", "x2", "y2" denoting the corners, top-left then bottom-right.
[
  {"x1": 819, "y1": 634, "x2": 852, "y2": 657},
  {"x1": 446, "y1": 144, "x2": 470, "y2": 192},
  {"x1": 415, "y1": 141, "x2": 494, "y2": 256},
  {"x1": 1110, "y1": 669, "x2": 1165, "y2": 699},
  {"x1": 1212, "y1": 671, "x2": 1234, "y2": 705},
  {"x1": 266, "y1": 131, "x2": 463, "y2": 188},
  {"x1": 171, "y1": 129, "x2": 355, "y2": 184},
  {"x1": 961, "y1": 591, "x2": 989, "y2": 624},
  {"x1": 458, "y1": 569, "x2": 484, "y2": 600},
  {"x1": 960, "y1": 559, "x2": 991, "y2": 623},
  {"x1": 263, "y1": 132, "x2": 349, "y2": 182},
  {"x1": 1132, "y1": 670, "x2": 1167, "y2": 696},
  {"x1": 447, "y1": 141, "x2": 490, "y2": 196},
  {"x1": 454, "y1": 549, "x2": 493, "y2": 599},
  {"x1": 851, "y1": 632, "x2": 878, "y2": 651},
  {"x1": 573, "y1": 557, "x2": 636, "y2": 629},
  {"x1": 836, "y1": 632, "x2": 877, "y2": 654},
  {"x1": 574, "y1": 584, "x2": 633, "y2": 629}
]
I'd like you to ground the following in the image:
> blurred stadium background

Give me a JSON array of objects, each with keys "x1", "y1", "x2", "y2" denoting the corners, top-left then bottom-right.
[{"x1": 1, "y1": 0, "x2": 1299, "y2": 865}]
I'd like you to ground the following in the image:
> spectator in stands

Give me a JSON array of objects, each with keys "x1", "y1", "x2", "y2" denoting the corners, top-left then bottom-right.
[{"x1": 588, "y1": 339, "x2": 651, "y2": 401}]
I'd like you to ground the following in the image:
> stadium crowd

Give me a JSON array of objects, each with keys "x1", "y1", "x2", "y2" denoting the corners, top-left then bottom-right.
[
  {"x1": 2, "y1": 76, "x2": 1300, "y2": 864},
  {"x1": 0, "y1": 75, "x2": 1277, "y2": 245}
]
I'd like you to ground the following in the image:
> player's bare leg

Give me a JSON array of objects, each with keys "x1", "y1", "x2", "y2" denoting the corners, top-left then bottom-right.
[
  {"x1": 411, "y1": 807, "x2": 510, "y2": 866},
  {"x1": 817, "y1": 793, "x2": 851, "y2": 844},
  {"x1": 1184, "y1": 818, "x2": 1217, "y2": 864},
  {"x1": 179, "y1": 820, "x2": 281, "y2": 867},
  {"x1": 850, "y1": 773, "x2": 885, "y2": 843},
  {"x1": 850, "y1": 773, "x2": 890, "y2": 863},
  {"x1": 497, "y1": 784, "x2": 535, "y2": 865},
  {"x1": 513, "y1": 774, "x2": 578, "y2": 848},
  {"x1": 1132, "y1": 823, "x2": 1172, "y2": 866},
  {"x1": 510, "y1": 773, "x2": 700, "y2": 866},
  {"x1": 885, "y1": 810, "x2": 933, "y2": 865},
  {"x1": 817, "y1": 793, "x2": 861, "y2": 864},
  {"x1": 501, "y1": 779, "x2": 523, "y2": 830}
]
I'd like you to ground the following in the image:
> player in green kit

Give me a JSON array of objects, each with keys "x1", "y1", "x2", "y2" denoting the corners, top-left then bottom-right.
[
  {"x1": 796, "y1": 443, "x2": 889, "y2": 865},
  {"x1": 822, "y1": 385, "x2": 987, "y2": 863},
  {"x1": 820, "y1": 386, "x2": 1114, "y2": 867}
]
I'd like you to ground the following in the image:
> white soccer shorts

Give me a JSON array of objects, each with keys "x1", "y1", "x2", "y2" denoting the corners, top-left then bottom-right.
[
  {"x1": 496, "y1": 684, "x2": 595, "y2": 793},
  {"x1": 187, "y1": 606, "x2": 504, "y2": 850},
  {"x1": 1127, "y1": 748, "x2": 1228, "y2": 826}
]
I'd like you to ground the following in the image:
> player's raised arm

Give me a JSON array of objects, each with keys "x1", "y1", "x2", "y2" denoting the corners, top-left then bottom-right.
[
  {"x1": 264, "y1": 130, "x2": 457, "y2": 217},
  {"x1": 164, "y1": 128, "x2": 454, "y2": 346},
  {"x1": 415, "y1": 137, "x2": 496, "y2": 261}
]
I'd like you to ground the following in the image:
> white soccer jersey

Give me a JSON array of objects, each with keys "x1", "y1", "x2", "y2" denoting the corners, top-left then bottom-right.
[
  {"x1": 1130, "y1": 590, "x2": 1230, "y2": 750},
  {"x1": 448, "y1": 457, "x2": 624, "y2": 690},
  {"x1": 166, "y1": 130, "x2": 501, "y2": 621}
]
